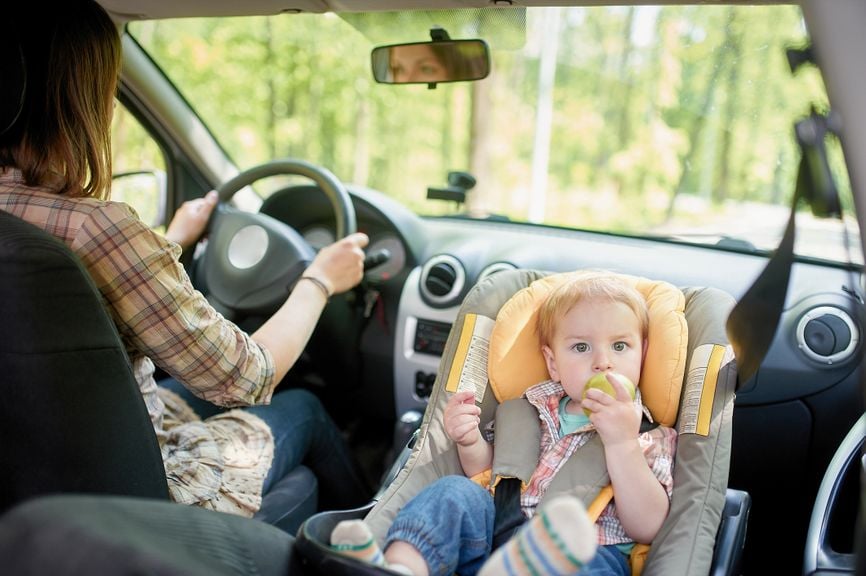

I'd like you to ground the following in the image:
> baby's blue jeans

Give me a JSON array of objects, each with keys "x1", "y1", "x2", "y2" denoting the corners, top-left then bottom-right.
[{"x1": 383, "y1": 475, "x2": 630, "y2": 576}]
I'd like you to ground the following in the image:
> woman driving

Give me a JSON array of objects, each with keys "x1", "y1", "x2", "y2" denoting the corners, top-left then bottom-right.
[{"x1": 0, "y1": 0, "x2": 372, "y2": 527}]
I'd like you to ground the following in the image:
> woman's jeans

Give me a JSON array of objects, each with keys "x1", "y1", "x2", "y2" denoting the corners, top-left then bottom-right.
[
  {"x1": 384, "y1": 475, "x2": 630, "y2": 576},
  {"x1": 158, "y1": 378, "x2": 371, "y2": 511}
]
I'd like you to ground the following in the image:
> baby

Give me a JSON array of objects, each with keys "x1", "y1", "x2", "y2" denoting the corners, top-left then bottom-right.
[{"x1": 333, "y1": 271, "x2": 677, "y2": 576}]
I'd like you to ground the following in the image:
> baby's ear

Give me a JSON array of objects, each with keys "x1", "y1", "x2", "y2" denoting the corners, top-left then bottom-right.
[{"x1": 542, "y1": 345, "x2": 559, "y2": 381}]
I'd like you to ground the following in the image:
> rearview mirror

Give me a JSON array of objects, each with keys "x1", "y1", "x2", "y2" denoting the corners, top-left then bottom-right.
[{"x1": 371, "y1": 40, "x2": 490, "y2": 86}]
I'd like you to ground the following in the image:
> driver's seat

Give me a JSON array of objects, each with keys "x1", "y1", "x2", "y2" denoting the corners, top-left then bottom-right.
[
  {"x1": 0, "y1": 209, "x2": 168, "y2": 511},
  {"x1": 0, "y1": 209, "x2": 316, "y2": 532}
]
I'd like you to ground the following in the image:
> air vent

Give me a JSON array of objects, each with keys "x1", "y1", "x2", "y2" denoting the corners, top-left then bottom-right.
[
  {"x1": 796, "y1": 306, "x2": 860, "y2": 365},
  {"x1": 420, "y1": 254, "x2": 466, "y2": 307},
  {"x1": 477, "y1": 261, "x2": 517, "y2": 284}
]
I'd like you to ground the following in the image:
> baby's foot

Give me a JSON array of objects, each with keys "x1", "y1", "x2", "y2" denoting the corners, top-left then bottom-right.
[
  {"x1": 331, "y1": 520, "x2": 414, "y2": 574},
  {"x1": 479, "y1": 495, "x2": 598, "y2": 576},
  {"x1": 331, "y1": 519, "x2": 387, "y2": 566}
]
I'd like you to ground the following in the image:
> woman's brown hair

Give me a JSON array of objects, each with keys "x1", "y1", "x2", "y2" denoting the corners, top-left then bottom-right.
[{"x1": 0, "y1": 2, "x2": 122, "y2": 199}]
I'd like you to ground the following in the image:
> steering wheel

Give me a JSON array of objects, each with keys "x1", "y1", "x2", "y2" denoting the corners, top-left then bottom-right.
[{"x1": 199, "y1": 159, "x2": 356, "y2": 316}]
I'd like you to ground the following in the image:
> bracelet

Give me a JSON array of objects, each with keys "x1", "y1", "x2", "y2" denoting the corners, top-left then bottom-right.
[{"x1": 297, "y1": 275, "x2": 331, "y2": 300}]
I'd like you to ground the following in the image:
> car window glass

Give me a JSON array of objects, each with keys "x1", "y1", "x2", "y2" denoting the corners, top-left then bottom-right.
[
  {"x1": 111, "y1": 102, "x2": 168, "y2": 232},
  {"x1": 129, "y1": 6, "x2": 859, "y2": 265}
]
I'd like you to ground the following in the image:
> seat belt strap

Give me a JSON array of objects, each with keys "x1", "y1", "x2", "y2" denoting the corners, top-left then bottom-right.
[{"x1": 726, "y1": 108, "x2": 844, "y2": 385}]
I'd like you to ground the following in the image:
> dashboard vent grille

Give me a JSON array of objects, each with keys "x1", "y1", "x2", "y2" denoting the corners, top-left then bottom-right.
[
  {"x1": 796, "y1": 305, "x2": 860, "y2": 365},
  {"x1": 427, "y1": 263, "x2": 457, "y2": 296},
  {"x1": 420, "y1": 254, "x2": 465, "y2": 307}
]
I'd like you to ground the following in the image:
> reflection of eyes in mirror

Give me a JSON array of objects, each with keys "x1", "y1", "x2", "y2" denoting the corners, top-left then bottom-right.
[
  {"x1": 371, "y1": 40, "x2": 490, "y2": 85},
  {"x1": 390, "y1": 44, "x2": 448, "y2": 83}
]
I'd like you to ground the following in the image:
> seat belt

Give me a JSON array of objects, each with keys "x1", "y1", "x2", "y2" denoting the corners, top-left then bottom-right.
[
  {"x1": 491, "y1": 477, "x2": 525, "y2": 551},
  {"x1": 724, "y1": 167, "x2": 798, "y2": 385},
  {"x1": 726, "y1": 105, "x2": 848, "y2": 385}
]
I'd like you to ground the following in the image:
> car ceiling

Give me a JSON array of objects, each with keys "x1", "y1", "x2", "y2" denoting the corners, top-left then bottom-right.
[{"x1": 99, "y1": 0, "x2": 788, "y2": 21}]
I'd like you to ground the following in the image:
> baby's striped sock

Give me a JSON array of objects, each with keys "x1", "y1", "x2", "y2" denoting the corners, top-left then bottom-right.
[
  {"x1": 479, "y1": 495, "x2": 598, "y2": 576},
  {"x1": 330, "y1": 520, "x2": 386, "y2": 566}
]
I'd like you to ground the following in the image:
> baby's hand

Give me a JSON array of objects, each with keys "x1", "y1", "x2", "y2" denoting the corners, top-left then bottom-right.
[
  {"x1": 584, "y1": 373, "x2": 641, "y2": 446},
  {"x1": 444, "y1": 390, "x2": 481, "y2": 447}
]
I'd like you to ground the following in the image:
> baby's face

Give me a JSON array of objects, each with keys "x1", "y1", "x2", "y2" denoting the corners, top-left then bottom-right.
[{"x1": 542, "y1": 298, "x2": 644, "y2": 402}]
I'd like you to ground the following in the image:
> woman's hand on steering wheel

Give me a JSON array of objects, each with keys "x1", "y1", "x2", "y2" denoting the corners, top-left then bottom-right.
[
  {"x1": 305, "y1": 232, "x2": 370, "y2": 295},
  {"x1": 165, "y1": 190, "x2": 219, "y2": 250}
]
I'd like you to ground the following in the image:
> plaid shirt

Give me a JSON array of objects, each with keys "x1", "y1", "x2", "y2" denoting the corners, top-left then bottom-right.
[
  {"x1": 521, "y1": 380, "x2": 677, "y2": 546},
  {"x1": 1, "y1": 169, "x2": 278, "y2": 517}
]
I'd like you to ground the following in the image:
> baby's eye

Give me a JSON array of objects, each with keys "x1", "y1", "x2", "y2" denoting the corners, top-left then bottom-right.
[
  {"x1": 571, "y1": 342, "x2": 589, "y2": 353},
  {"x1": 612, "y1": 341, "x2": 628, "y2": 352}
]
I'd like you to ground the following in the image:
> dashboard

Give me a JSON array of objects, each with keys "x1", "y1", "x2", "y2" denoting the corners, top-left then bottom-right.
[{"x1": 259, "y1": 184, "x2": 862, "y2": 419}]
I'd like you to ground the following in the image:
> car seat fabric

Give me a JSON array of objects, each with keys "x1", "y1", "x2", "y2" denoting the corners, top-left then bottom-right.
[
  {"x1": 644, "y1": 287, "x2": 738, "y2": 573},
  {"x1": 364, "y1": 269, "x2": 738, "y2": 576},
  {"x1": 0, "y1": 494, "x2": 301, "y2": 576},
  {"x1": 0, "y1": 209, "x2": 169, "y2": 511}
]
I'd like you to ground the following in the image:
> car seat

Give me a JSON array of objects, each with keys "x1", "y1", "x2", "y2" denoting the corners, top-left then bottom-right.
[
  {"x1": 0, "y1": 493, "x2": 303, "y2": 576},
  {"x1": 0, "y1": 209, "x2": 318, "y2": 532},
  {"x1": 295, "y1": 268, "x2": 750, "y2": 575}
]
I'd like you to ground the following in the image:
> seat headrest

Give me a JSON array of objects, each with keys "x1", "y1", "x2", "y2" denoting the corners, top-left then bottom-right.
[{"x1": 488, "y1": 271, "x2": 687, "y2": 427}]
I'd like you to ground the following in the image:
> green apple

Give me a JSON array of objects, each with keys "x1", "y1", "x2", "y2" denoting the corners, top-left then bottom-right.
[{"x1": 582, "y1": 372, "x2": 636, "y2": 416}]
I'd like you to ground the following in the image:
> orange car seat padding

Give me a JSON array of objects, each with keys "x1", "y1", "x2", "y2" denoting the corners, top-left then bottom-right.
[{"x1": 488, "y1": 271, "x2": 688, "y2": 427}]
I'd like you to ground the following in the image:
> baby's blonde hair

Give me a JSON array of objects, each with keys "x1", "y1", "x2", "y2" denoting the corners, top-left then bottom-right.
[{"x1": 536, "y1": 271, "x2": 649, "y2": 348}]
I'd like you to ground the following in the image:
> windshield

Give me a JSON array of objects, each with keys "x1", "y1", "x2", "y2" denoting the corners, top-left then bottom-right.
[{"x1": 129, "y1": 5, "x2": 859, "y2": 264}]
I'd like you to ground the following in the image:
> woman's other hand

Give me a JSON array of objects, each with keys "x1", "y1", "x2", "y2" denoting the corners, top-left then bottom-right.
[{"x1": 165, "y1": 190, "x2": 219, "y2": 250}]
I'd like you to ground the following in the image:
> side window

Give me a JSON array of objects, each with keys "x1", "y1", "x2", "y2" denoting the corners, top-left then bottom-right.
[{"x1": 111, "y1": 102, "x2": 168, "y2": 233}]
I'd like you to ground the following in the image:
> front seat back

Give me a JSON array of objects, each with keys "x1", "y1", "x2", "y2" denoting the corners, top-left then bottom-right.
[{"x1": 0, "y1": 209, "x2": 169, "y2": 512}]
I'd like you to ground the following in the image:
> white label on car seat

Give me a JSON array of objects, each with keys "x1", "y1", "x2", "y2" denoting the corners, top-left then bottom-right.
[
  {"x1": 445, "y1": 313, "x2": 494, "y2": 403},
  {"x1": 679, "y1": 344, "x2": 728, "y2": 436}
]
